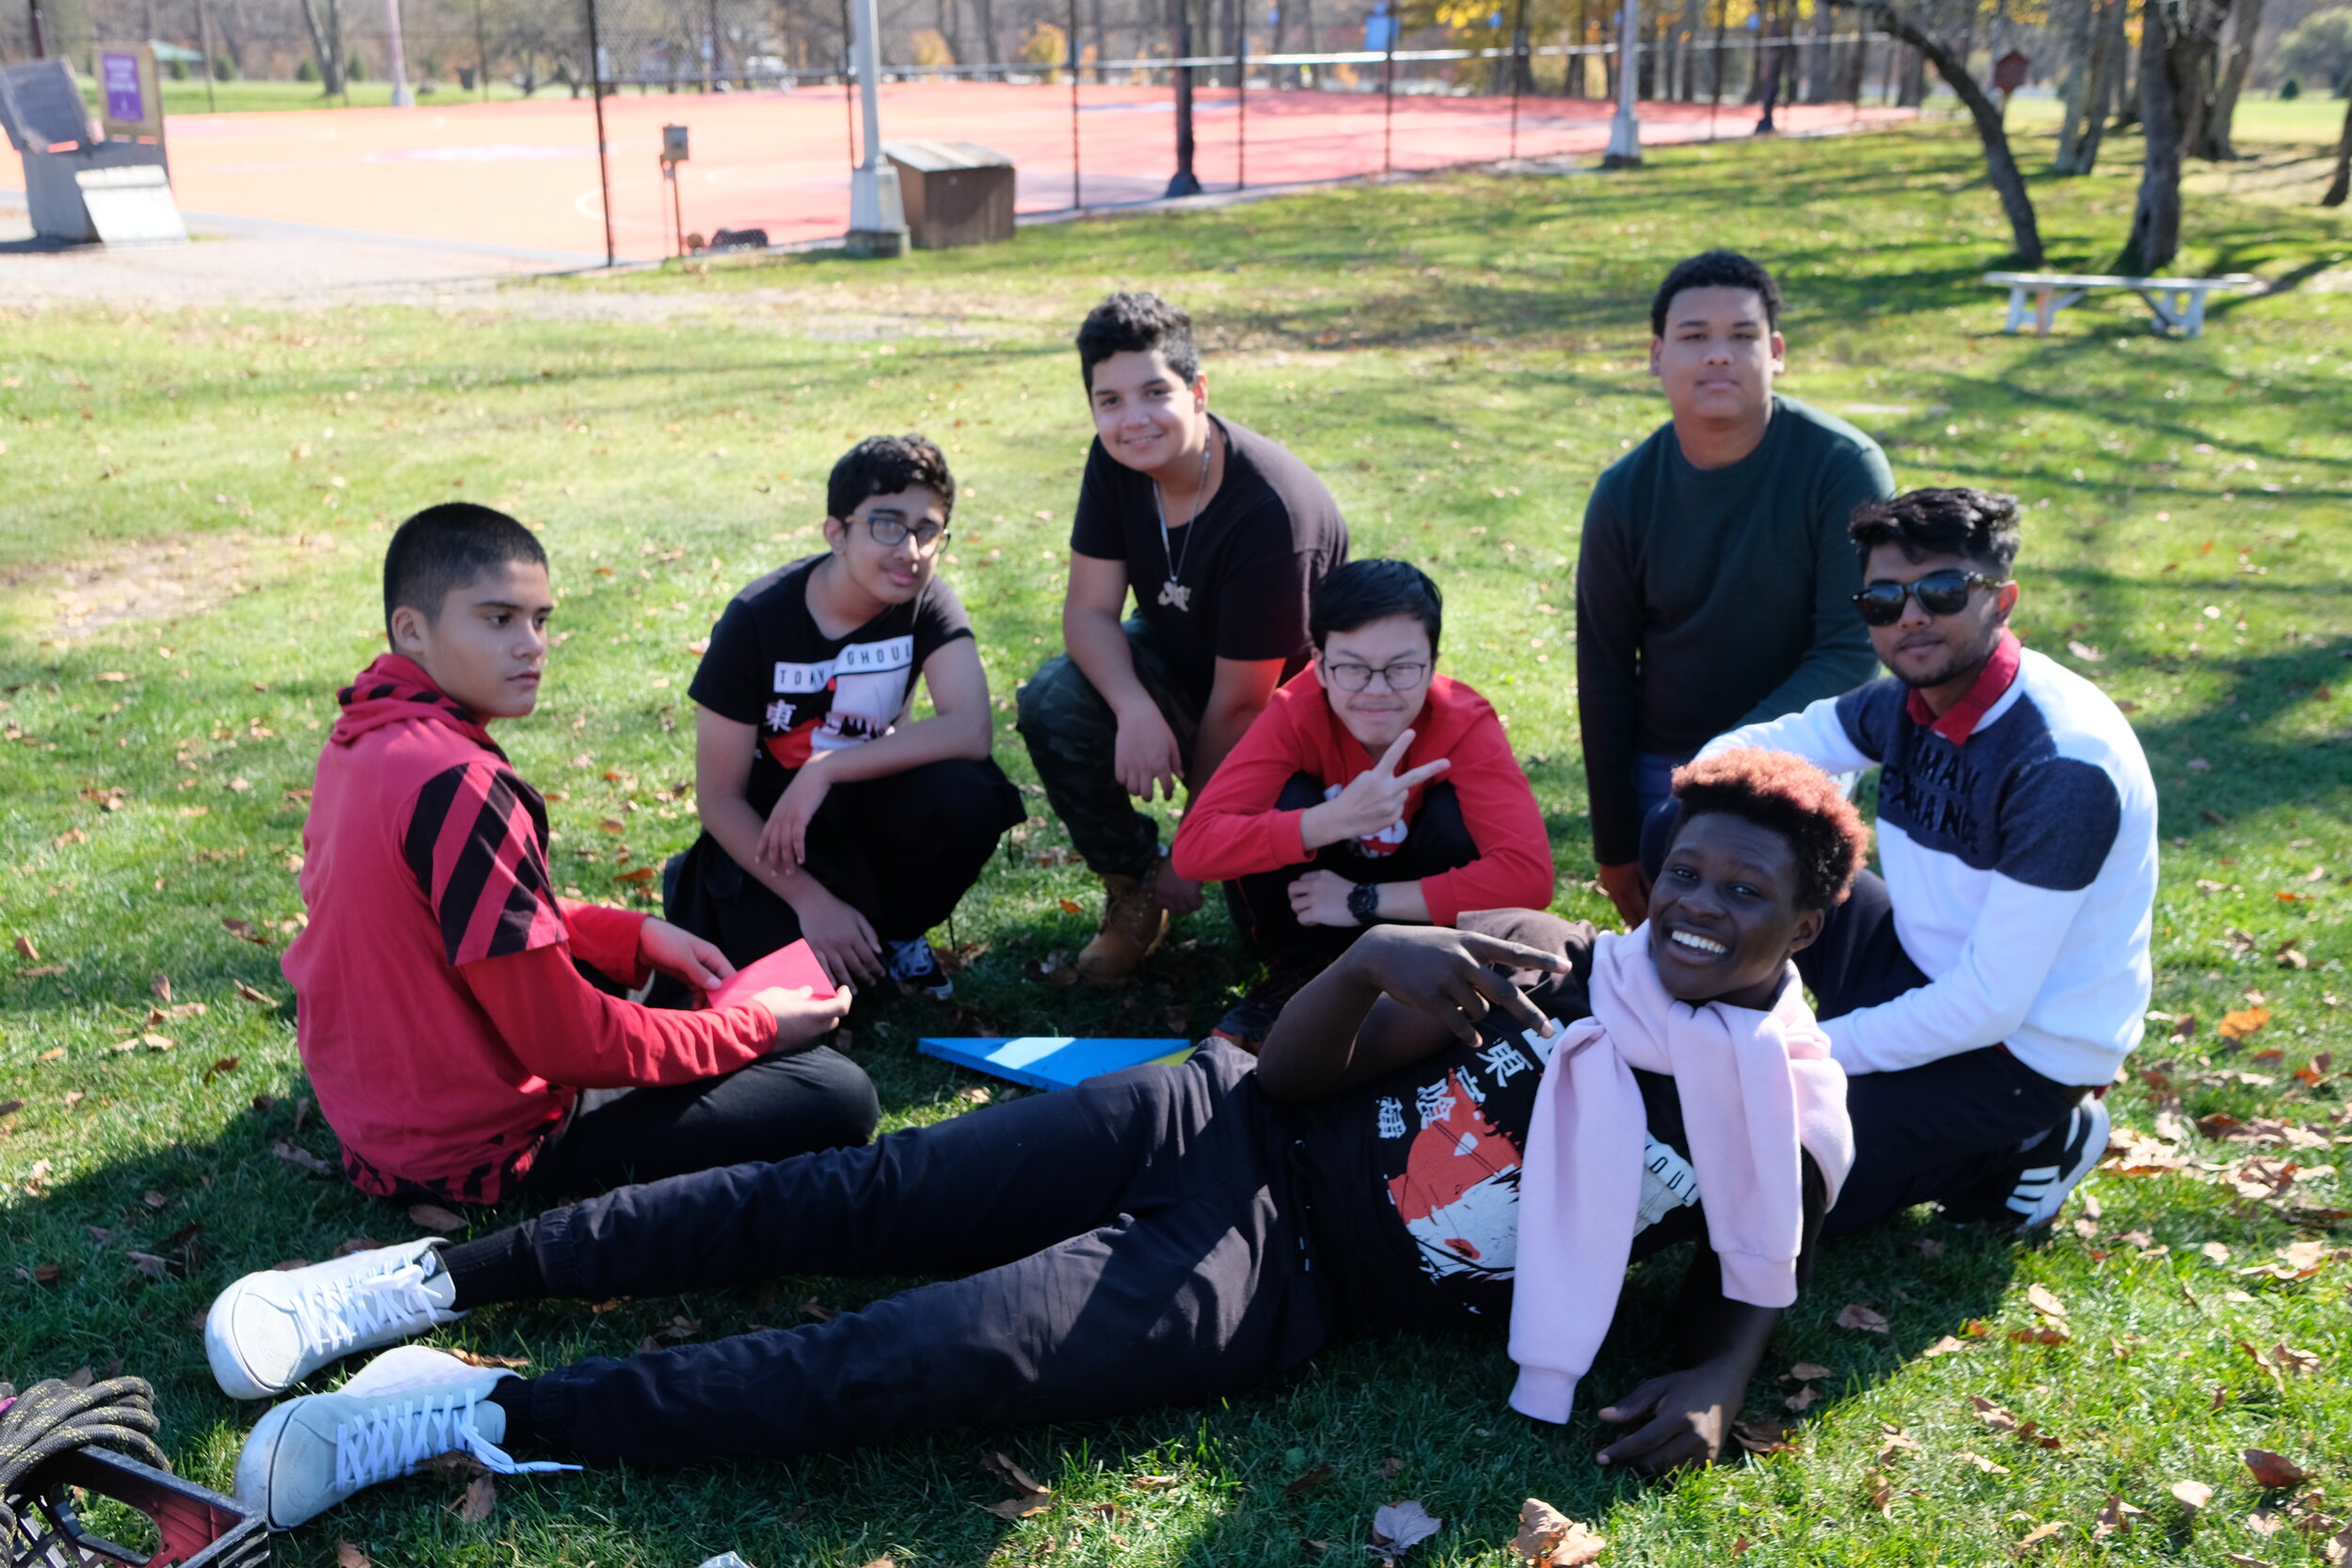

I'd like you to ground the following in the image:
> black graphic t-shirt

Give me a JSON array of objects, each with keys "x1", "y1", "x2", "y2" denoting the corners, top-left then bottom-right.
[
  {"x1": 689, "y1": 554, "x2": 975, "y2": 816},
  {"x1": 1288, "y1": 910, "x2": 1825, "y2": 1336}
]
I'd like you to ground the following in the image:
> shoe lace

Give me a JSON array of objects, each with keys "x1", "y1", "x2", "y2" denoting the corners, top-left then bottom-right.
[
  {"x1": 885, "y1": 939, "x2": 933, "y2": 979},
  {"x1": 289, "y1": 1260, "x2": 440, "y2": 1359},
  {"x1": 332, "y1": 1390, "x2": 576, "y2": 1491}
]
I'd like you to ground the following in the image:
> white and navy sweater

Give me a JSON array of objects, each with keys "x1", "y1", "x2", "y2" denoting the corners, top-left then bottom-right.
[{"x1": 1700, "y1": 634, "x2": 2158, "y2": 1087}]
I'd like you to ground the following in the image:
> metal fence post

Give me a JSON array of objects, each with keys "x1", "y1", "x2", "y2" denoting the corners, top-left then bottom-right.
[
  {"x1": 585, "y1": 0, "x2": 614, "y2": 265},
  {"x1": 1166, "y1": 2, "x2": 1200, "y2": 196},
  {"x1": 1508, "y1": 0, "x2": 1527, "y2": 158},
  {"x1": 1069, "y1": 0, "x2": 1083, "y2": 207},
  {"x1": 1381, "y1": 30, "x2": 1394, "y2": 176},
  {"x1": 1236, "y1": 3, "x2": 1247, "y2": 188}
]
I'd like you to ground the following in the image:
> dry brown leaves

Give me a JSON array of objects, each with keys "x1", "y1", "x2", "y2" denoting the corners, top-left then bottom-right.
[
  {"x1": 2092, "y1": 1496, "x2": 2147, "y2": 1540},
  {"x1": 1514, "y1": 1497, "x2": 1604, "y2": 1565},
  {"x1": 1730, "y1": 1418, "x2": 1800, "y2": 1456},
  {"x1": 980, "y1": 1450, "x2": 1053, "y2": 1520},
  {"x1": 635, "y1": 1314, "x2": 703, "y2": 1355},
  {"x1": 1836, "y1": 1303, "x2": 1890, "y2": 1334},
  {"x1": 447, "y1": 1348, "x2": 531, "y2": 1370},
  {"x1": 335, "y1": 1544, "x2": 372, "y2": 1568},
  {"x1": 2245, "y1": 1449, "x2": 2312, "y2": 1489},
  {"x1": 407, "y1": 1202, "x2": 468, "y2": 1234},
  {"x1": 271, "y1": 1140, "x2": 332, "y2": 1177},
  {"x1": 452, "y1": 1474, "x2": 496, "y2": 1524},
  {"x1": 1367, "y1": 1500, "x2": 1443, "y2": 1564}
]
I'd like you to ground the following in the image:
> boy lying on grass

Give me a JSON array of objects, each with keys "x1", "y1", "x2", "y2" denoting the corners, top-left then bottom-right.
[
  {"x1": 213, "y1": 751, "x2": 1864, "y2": 1528},
  {"x1": 219, "y1": 505, "x2": 875, "y2": 1396}
]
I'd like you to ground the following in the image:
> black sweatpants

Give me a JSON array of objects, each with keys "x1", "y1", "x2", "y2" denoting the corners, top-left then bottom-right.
[
  {"x1": 1224, "y1": 774, "x2": 1479, "y2": 974},
  {"x1": 1642, "y1": 800, "x2": 2086, "y2": 1238},
  {"x1": 474, "y1": 1042, "x2": 1331, "y2": 1466},
  {"x1": 663, "y1": 755, "x2": 1025, "y2": 973},
  {"x1": 515, "y1": 1047, "x2": 878, "y2": 1204}
]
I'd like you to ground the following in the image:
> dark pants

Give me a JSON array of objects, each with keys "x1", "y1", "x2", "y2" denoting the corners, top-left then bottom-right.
[
  {"x1": 1225, "y1": 774, "x2": 1478, "y2": 974},
  {"x1": 663, "y1": 756, "x2": 1024, "y2": 973},
  {"x1": 489, "y1": 1042, "x2": 1329, "y2": 1466},
  {"x1": 515, "y1": 1047, "x2": 879, "y2": 1204},
  {"x1": 1641, "y1": 800, "x2": 2084, "y2": 1238},
  {"x1": 1015, "y1": 618, "x2": 1204, "y2": 882}
]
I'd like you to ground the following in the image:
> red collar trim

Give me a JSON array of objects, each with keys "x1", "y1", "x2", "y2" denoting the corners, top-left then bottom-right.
[{"x1": 1904, "y1": 629, "x2": 2022, "y2": 744}]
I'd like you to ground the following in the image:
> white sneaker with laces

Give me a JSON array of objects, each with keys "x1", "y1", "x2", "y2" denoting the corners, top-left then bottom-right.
[
  {"x1": 235, "y1": 1345, "x2": 579, "y2": 1529},
  {"x1": 206, "y1": 1239, "x2": 464, "y2": 1401}
]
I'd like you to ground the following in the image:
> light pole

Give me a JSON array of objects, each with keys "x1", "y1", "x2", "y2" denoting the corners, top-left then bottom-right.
[
  {"x1": 1602, "y1": 0, "x2": 1640, "y2": 166},
  {"x1": 845, "y1": 0, "x2": 908, "y2": 254}
]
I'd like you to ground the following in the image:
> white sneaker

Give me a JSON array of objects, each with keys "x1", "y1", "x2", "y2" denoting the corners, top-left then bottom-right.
[
  {"x1": 234, "y1": 1345, "x2": 579, "y2": 1529},
  {"x1": 2002, "y1": 1098, "x2": 2112, "y2": 1230},
  {"x1": 206, "y1": 1239, "x2": 463, "y2": 1401}
]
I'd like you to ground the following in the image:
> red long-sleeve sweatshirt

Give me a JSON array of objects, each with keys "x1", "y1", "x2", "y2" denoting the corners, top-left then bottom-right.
[
  {"x1": 1171, "y1": 666, "x2": 1555, "y2": 926},
  {"x1": 282, "y1": 655, "x2": 772, "y2": 1205}
]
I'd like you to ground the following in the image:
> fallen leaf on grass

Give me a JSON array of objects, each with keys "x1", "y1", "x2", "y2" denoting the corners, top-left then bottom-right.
[
  {"x1": 2268, "y1": 1343, "x2": 2323, "y2": 1377},
  {"x1": 2219, "y1": 1007, "x2": 2273, "y2": 1041},
  {"x1": 1970, "y1": 1396, "x2": 2019, "y2": 1433},
  {"x1": 1367, "y1": 1499, "x2": 1442, "y2": 1561},
  {"x1": 1922, "y1": 1335, "x2": 1970, "y2": 1357},
  {"x1": 1915, "y1": 1238, "x2": 1946, "y2": 1259},
  {"x1": 2246, "y1": 1507, "x2": 2287, "y2": 1536},
  {"x1": 2009, "y1": 1326, "x2": 2072, "y2": 1347},
  {"x1": 2225, "y1": 1556, "x2": 2276, "y2": 1568},
  {"x1": 1864, "y1": 1470, "x2": 1893, "y2": 1513},
  {"x1": 204, "y1": 1056, "x2": 238, "y2": 1083},
  {"x1": 1959, "y1": 1450, "x2": 2011, "y2": 1475},
  {"x1": 1514, "y1": 1497, "x2": 1604, "y2": 1565},
  {"x1": 407, "y1": 1203, "x2": 467, "y2": 1234},
  {"x1": 271, "y1": 1140, "x2": 332, "y2": 1177},
  {"x1": 2245, "y1": 1450, "x2": 2312, "y2": 1489},
  {"x1": 62, "y1": 1367, "x2": 91, "y2": 1389},
  {"x1": 1876, "y1": 1426, "x2": 1922, "y2": 1461},
  {"x1": 453, "y1": 1473, "x2": 495, "y2": 1523},
  {"x1": 1836, "y1": 1303, "x2": 1889, "y2": 1333},
  {"x1": 1783, "y1": 1384, "x2": 1821, "y2": 1412},
  {"x1": 61, "y1": 1091, "x2": 83, "y2": 1109},
  {"x1": 1380, "y1": 1456, "x2": 1404, "y2": 1479},
  {"x1": 1730, "y1": 1418, "x2": 1799, "y2": 1456},
  {"x1": 1131, "y1": 1474, "x2": 1180, "y2": 1490},
  {"x1": 12, "y1": 937, "x2": 36, "y2": 960},
  {"x1": 1781, "y1": 1362, "x2": 1835, "y2": 1382},
  {"x1": 125, "y1": 1251, "x2": 170, "y2": 1281},
  {"x1": 2012, "y1": 1521, "x2": 2063, "y2": 1554},
  {"x1": 447, "y1": 1349, "x2": 530, "y2": 1370},
  {"x1": 2026, "y1": 1283, "x2": 2067, "y2": 1318},
  {"x1": 1057, "y1": 897, "x2": 1083, "y2": 914},
  {"x1": 981, "y1": 1450, "x2": 1054, "y2": 1519},
  {"x1": 234, "y1": 981, "x2": 278, "y2": 1006},
  {"x1": 24, "y1": 1261, "x2": 59, "y2": 1285},
  {"x1": 2092, "y1": 1496, "x2": 2147, "y2": 1539},
  {"x1": 799, "y1": 1295, "x2": 837, "y2": 1323},
  {"x1": 21, "y1": 1159, "x2": 51, "y2": 1196},
  {"x1": 37, "y1": 1048, "x2": 64, "y2": 1064},
  {"x1": 220, "y1": 918, "x2": 275, "y2": 946},
  {"x1": 2171, "y1": 1480, "x2": 2215, "y2": 1513},
  {"x1": 334, "y1": 1544, "x2": 371, "y2": 1568},
  {"x1": 1284, "y1": 1465, "x2": 1334, "y2": 1501}
]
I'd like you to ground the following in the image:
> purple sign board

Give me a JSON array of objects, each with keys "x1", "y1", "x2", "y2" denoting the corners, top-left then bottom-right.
[{"x1": 101, "y1": 51, "x2": 145, "y2": 123}]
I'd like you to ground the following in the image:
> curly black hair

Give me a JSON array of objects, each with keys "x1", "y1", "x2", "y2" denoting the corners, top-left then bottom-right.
[
  {"x1": 827, "y1": 433, "x2": 956, "y2": 523},
  {"x1": 1670, "y1": 750, "x2": 1871, "y2": 911},
  {"x1": 1075, "y1": 291, "x2": 1201, "y2": 391},
  {"x1": 1848, "y1": 485, "x2": 2021, "y2": 578},
  {"x1": 1649, "y1": 249, "x2": 1783, "y2": 338}
]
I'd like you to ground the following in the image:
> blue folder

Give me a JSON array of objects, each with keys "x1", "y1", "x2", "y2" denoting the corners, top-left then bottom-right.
[{"x1": 918, "y1": 1036, "x2": 1196, "y2": 1092}]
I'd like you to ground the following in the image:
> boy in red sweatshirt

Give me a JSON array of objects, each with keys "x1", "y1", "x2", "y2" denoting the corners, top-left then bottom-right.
[
  {"x1": 1172, "y1": 559, "x2": 1555, "y2": 1047},
  {"x1": 283, "y1": 504, "x2": 876, "y2": 1212}
]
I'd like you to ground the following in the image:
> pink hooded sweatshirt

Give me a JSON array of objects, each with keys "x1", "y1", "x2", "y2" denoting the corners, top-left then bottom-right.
[{"x1": 1507, "y1": 926, "x2": 1853, "y2": 1423}]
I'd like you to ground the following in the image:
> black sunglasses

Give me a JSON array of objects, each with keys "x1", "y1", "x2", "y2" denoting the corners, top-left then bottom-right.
[{"x1": 1852, "y1": 569, "x2": 2008, "y2": 626}]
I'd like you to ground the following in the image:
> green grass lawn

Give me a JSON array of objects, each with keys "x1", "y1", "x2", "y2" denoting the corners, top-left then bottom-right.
[
  {"x1": 74, "y1": 75, "x2": 571, "y2": 116},
  {"x1": 2, "y1": 119, "x2": 2349, "y2": 1566}
]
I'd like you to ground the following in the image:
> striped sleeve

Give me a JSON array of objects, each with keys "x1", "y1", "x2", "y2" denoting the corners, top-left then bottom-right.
[{"x1": 403, "y1": 762, "x2": 568, "y2": 968}]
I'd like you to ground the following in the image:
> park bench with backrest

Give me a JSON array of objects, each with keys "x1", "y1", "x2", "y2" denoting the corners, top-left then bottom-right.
[{"x1": 1983, "y1": 270, "x2": 2261, "y2": 338}]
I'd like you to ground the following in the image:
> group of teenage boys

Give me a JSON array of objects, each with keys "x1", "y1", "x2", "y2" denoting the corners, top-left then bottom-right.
[{"x1": 197, "y1": 249, "x2": 2159, "y2": 1533}]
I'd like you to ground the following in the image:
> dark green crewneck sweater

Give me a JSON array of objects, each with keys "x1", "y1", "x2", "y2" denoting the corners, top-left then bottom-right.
[{"x1": 1574, "y1": 393, "x2": 1895, "y2": 865}]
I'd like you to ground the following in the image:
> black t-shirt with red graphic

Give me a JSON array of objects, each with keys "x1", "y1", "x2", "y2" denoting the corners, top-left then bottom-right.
[
  {"x1": 1288, "y1": 909, "x2": 1824, "y2": 1336},
  {"x1": 689, "y1": 554, "x2": 976, "y2": 816}
]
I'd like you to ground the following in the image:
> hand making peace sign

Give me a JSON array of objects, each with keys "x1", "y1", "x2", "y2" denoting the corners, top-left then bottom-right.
[{"x1": 1299, "y1": 727, "x2": 1453, "y2": 851}]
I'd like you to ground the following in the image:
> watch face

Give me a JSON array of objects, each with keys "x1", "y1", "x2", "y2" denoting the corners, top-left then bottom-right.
[{"x1": 1348, "y1": 881, "x2": 1379, "y2": 922}]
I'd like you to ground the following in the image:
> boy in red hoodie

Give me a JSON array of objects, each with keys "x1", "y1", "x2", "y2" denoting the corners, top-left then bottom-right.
[
  {"x1": 1173, "y1": 559, "x2": 1555, "y2": 1047},
  {"x1": 283, "y1": 504, "x2": 875, "y2": 1212}
]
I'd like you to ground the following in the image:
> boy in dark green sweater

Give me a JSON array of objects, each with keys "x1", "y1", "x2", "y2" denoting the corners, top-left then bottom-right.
[{"x1": 1576, "y1": 250, "x2": 1895, "y2": 927}]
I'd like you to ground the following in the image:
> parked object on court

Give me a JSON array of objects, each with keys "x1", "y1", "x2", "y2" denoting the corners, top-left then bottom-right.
[
  {"x1": 884, "y1": 140, "x2": 1016, "y2": 250},
  {"x1": 0, "y1": 55, "x2": 184, "y2": 245}
]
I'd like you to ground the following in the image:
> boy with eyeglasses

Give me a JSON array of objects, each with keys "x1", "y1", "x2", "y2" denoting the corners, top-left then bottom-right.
[
  {"x1": 666, "y1": 434, "x2": 1024, "y2": 995},
  {"x1": 1682, "y1": 486, "x2": 2157, "y2": 1238},
  {"x1": 1173, "y1": 560, "x2": 1553, "y2": 1048},
  {"x1": 1577, "y1": 249, "x2": 1895, "y2": 930}
]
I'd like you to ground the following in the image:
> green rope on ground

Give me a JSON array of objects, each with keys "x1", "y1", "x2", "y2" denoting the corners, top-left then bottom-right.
[{"x1": 0, "y1": 1376, "x2": 170, "y2": 1547}]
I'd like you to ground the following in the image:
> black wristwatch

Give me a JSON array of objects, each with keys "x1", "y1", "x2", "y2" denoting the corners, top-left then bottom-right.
[{"x1": 1346, "y1": 881, "x2": 1381, "y2": 926}]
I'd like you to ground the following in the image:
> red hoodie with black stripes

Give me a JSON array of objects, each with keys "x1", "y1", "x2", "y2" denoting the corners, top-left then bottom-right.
[{"x1": 282, "y1": 655, "x2": 772, "y2": 1204}]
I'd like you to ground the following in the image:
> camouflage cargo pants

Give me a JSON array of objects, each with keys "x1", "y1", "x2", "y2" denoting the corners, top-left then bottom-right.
[{"x1": 1015, "y1": 618, "x2": 1204, "y2": 882}]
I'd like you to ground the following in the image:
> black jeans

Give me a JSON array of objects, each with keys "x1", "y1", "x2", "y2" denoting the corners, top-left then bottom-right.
[
  {"x1": 491, "y1": 1042, "x2": 1331, "y2": 1466},
  {"x1": 1014, "y1": 618, "x2": 1205, "y2": 882},
  {"x1": 663, "y1": 755, "x2": 1024, "y2": 973},
  {"x1": 1641, "y1": 800, "x2": 2085, "y2": 1238},
  {"x1": 515, "y1": 1047, "x2": 879, "y2": 1204},
  {"x1": 1225, "y1": 774, "x2": 1478, "y2": 974}
]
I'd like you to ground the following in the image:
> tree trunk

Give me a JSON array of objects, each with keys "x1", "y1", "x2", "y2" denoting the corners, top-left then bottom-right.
[
  {"x1": 2062, "y1": 0, "x2": 2122, "y2": 170},
  {"x1": 976, "y1": 0, "x2": 999, "y2": 73},
  {"x1": 298, "y1": 0, "x2": 345, "y2": 93},
  {"x1": 2200, "y1": 0, "x2": 2261, "y2": 159},
  {"x1": 1829, "y1": 0, "x2": 2046, "y2": 262},
  {"x1": 2322, "y1": 88, "x2": 2351, "y2": 206},
  {"x1": 2054, "y1": 0, "x2": 2092, "y2": 166},
  {"x1": 2121, "y1": 0, "x2": 2233, "y2": 272}
]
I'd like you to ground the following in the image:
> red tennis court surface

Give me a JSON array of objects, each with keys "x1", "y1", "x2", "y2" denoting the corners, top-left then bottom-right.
[{"x1": 159, "y1": 85, "x2": 1912, "y2": 264}]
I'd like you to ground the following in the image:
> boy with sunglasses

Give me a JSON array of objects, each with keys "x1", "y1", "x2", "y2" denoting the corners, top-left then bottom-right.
[
  {"x1": 1172, "y1": 560, "x2": 1555, "y2": 1047},
  {"x1": 1683, "y1": 486, "x2": 2157, "y2": 1238},
  {"x1": 1577, "y1": 250, "x2": 1895, "y2": 930},
  {"x1": 666, "y1": 435, "x2": 1024, "y2": 995}
]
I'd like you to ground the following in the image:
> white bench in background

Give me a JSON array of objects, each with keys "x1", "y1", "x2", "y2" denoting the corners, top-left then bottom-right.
[{"x1": 1983, "y1": 271, "x2": 2261, "y2": 338}]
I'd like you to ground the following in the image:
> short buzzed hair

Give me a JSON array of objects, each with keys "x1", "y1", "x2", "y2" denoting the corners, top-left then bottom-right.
[
  {"x1": 1848, "y1": 486, "x2": 2022, "y2": 578},
  {"x1": 382, "y1": 503, "x2": 547, "y2": 641},
  {"x1": 1075, "y1": 292, "x2": 1201, "y2": 392},
  {"x1": 1650, "y1": 250, "x2": 1783, "y2": 338},
  {"x1": 828, "y1": 433, "x2": 956, "y2": 523}
]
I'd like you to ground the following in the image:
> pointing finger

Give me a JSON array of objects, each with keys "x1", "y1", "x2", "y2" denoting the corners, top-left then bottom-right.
[
  {"x1": 1373, "y1": 727, "x2": 1417, "y2": 778},
  {"x1": 1394, "y1": 757, "x2": 1452, "y2": 791}
]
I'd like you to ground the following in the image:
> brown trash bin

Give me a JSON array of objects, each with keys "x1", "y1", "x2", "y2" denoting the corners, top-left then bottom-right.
[{"x1": 882, "y1": 140, "x2": 1016, "y2": 250}]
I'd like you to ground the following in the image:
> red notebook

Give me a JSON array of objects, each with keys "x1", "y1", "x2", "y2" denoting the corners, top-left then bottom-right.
[{"x1": 702, "y1": 939, "x2": 837, "y2": 1011}]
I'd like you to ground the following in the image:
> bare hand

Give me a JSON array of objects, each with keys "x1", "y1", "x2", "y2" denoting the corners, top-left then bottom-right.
[
  {"x1": 751, "y1": 982, "x2": 853, "y2": 1051},
  {"x1": 758, "y1": 765, "x2": 832, "y2": 872},
  {"x1": 798, "y1": 889, "x2": 884, "y2": 987},
  {"x1": 1153, "y1": 863, "x2": 1205, "y2": 918},
  {"x1": 1597, "y1": 862, "x2": 1651, "y2": 929},
  {"x1": 1114, "y1": 705, "x2": 1186, "y2": 802},
  {"x1": 1308, "y1": 729, "x2": 1451, "y2": 847},
  {"x1": 1288, "y1": 868, "x2": 1362, "y2": 927},
  {"x1": 1596, "y1": 1360, "x2": 1747, "y2": 1475},
  {"x1": 1342, "y1": 926, "x2": 1567, "y2": 1046},
  {"x1": 637, "y1": 917, "x2": 735, "y2": 992}
]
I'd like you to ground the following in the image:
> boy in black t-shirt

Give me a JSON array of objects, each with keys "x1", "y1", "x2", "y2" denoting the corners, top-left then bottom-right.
[
  {"x1": 665, "y1": 435, "x2": 1023, "y2": 994},
  {"x1": 1016, "y1": 292, "x2": 1349, "y2": 985},
  {"x1": 221, "y1": 753, "x2": 1869, "y2": 1526}
]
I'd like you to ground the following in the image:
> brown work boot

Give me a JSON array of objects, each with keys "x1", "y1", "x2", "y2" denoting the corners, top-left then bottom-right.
[{"x1": 1077, "y1": 871, "x2": 1169, "y2": 985}]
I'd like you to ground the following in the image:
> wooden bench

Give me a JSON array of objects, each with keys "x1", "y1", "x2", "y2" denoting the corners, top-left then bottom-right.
[{"x1": 1983, "y1": 271, "x2": 2261, "y2": 338}]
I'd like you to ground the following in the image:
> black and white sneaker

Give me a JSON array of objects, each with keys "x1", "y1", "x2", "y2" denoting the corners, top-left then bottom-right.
[
  {"x1": 1994, "y1": 1098, "x2": 2110, "y2": 1231},
  {"x1": 886, "y1": 937, "x2": 953, "y2": 1000}
]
